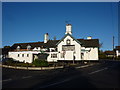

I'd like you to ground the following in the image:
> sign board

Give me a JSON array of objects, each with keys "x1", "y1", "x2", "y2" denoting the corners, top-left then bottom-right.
[{"x1": 62, "y1": 45, "x2": 75, "y2": 51}]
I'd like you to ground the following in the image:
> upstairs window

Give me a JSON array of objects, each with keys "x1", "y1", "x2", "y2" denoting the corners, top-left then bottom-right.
[
  {"x1": 66, "y1": 39, "x2": 71, "y2": 45},
  {"x1": 118, "y1": 50, "x2": 120, "y2": 53},
  {"x1": 27, "y1": 45, "x2": 31, "y2": 50},
  {"x1": 17, "y1": 46, "x2": 20, "y2": 51},
  {"x1": 18, "y1": 54, "x2": 20, "y2": 57}
]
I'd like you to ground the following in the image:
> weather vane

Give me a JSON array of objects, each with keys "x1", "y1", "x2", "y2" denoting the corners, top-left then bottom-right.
[{"x1": 65, "y1": 20, "x2": 71, "y2": 24}]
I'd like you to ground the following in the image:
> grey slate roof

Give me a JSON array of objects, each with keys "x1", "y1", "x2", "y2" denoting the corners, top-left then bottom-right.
[
  {"x1": 11, "y1": 38, "x2": 99, "y2": 50},
  {"x1": 77, "y1": 39, "x2": 99, "y2": 47},
  {"x1": 10, "y1": 40, "x2": 60, "y2": 50},
  {"x1": 115, "y1": 46, "x2": 120, "y2": 50}
]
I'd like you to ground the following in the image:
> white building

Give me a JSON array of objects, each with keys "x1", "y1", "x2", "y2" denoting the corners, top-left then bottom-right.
[
  {"x1": 9, "y1": 24, "x2": 99, "y2": 63},
  {"x1": 115, "y1": 46, "x2": 120, "y2": 57}
]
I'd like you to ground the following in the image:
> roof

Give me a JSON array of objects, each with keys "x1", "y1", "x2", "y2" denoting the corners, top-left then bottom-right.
[
  {"x1": 77, "y1": 39, "x2": 99, "y2": 47},
  {"x1": 10, "y1": 40, "x2": 60, "y2": 50},
  {"x1": 10, "y1": 34, "x2": 99, "y2": 50},
  {"x1": 115, "y1": 46, "x2": 120, "y2": 50},
  {"x1": 11, "y1": 39, "x2": 99, "y2": 50},
  {"x1": 104, "y1": 51, "x2": 115, "y2": 55}
]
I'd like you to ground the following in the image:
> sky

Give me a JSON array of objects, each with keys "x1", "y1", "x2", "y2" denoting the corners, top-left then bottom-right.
[{"x1": 2, "y1": 2, "x2": 118, "y2": 51}]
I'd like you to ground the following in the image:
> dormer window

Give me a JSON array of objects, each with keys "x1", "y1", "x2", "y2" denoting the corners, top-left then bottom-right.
[
  {"x1": 27, "y1": 45, "x2": 31, "y2": 50},
  {"x1": 66, "y1": 39, "x2": 71, "y2": 45},
  {"x1": 17, "y1": 46, "x2": 20, "y2": 51}
]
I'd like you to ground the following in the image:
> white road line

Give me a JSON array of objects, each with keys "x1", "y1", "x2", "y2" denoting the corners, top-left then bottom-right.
[
  {"x1": 22, "y1": 76, "x2": 32, "y2": 79},
  {"x1": 88, "y1": 67, "x2": 108, "y2": 75},
  {"x1": 76, "y1": 65, "x2": 90, "y2": 69},
  {"x1": 40, "y1": 79, "x2": 70, "y2": 88},
  {"x1": 0, "y1": 79, "x2": 12, "y2": 82},
  {"x1": 75, "y1": 64, "x2": 94, "y2": 69}
]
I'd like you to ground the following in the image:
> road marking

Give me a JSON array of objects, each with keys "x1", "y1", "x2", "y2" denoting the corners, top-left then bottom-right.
[
  {"x1": 1, "y1": 79, "x2": 12, "y2": 82},
  {"x1": 75, "y1": 64, "x2": 94, "y2": 69},
  {"x1": 39, "y1": 79, "x2": 70, "y2": 88},
  {"x1": 88, "y1": 67, "x2": 108, "y2": 75},
  {"x1": 22, "y1": 76, "x2": 32, "y2": 79}
]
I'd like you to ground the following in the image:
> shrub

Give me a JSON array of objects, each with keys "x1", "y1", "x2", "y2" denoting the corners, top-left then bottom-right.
[
  {"x1": 33, "y1": 59, "x2": 49, "y2": 67},
  {"x1": 99, "y1": 51, "x2": 107, "y2": 59},
  {"x1": 4, "y1": 58, "x2": 16, "y2": 65},
  {"x1": 116, "y1": 57, "x2": 120, "y2": 60},
  {"x1": 3, "y1": 58, "x2": 34, "y2": 67}
]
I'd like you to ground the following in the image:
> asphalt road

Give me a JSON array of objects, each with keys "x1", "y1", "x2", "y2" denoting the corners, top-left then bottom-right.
[{"x1": 2, "y1": 60, "x2": 120, "y2": 89}]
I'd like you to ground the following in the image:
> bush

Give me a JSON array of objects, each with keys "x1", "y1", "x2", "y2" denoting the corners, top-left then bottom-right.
[
  {"x1": 3, "y1": 58, "x2": 34, "y2": 67},
  {"x1": 99, "y1": 51, "x2": 107, "y2": 59},
  {"x1": 4, "y1": 58, "x2": 18, "y2": 65},
  {"x1": 116, "y1": 57, "x2": 120, "y2": 60},
  {"x1": 33, "y1": 59, "x2": 49, "y2": 67}
]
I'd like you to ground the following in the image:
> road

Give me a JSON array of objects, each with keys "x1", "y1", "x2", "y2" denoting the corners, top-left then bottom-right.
[{"x1": 2, "y1": 60, "x2": 120, "y2": 89}]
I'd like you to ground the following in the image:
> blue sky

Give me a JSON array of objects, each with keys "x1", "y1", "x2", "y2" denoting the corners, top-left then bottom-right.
[{"x1": 2, "y1": 2, "x2": 118, "y2": 51}]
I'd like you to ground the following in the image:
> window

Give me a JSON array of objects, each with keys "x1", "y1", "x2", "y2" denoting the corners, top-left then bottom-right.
[
  {"x1": 27, "y1": 45, "x2": 31, "y2": 50},
  {"x1": 18, "y1": 54, "x2": 20, "y2": 57},
  {"x1": 22, "y1": 54, "x2": 24, "y2": 57},
  {"x1": 118, "y1": 50, "x2": 120, "y2": 53},
  {"x1": 51, "y1": 54, "x2": 57, "y2": 58},
  {"x1": 66, "y1": 39, "x2": 71, "y2": 45},
  {"x1": 27, "y1": 54, "x2": 29, "y2": 57},
  {"x1": 17, "y1": 46, "x2": 20, "y2": 51}
]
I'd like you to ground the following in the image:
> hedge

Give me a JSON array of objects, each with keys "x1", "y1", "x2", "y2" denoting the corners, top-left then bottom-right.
[{"x1": 32, "y1": 59, "x2": 49, "y2": 67}]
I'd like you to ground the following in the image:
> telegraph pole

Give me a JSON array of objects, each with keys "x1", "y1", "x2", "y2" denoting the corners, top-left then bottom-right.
[{"x1": 113, "y1": 36, "x2": 115, "y2": 60}]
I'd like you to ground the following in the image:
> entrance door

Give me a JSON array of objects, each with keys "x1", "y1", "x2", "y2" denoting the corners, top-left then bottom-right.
[{"x1": 65, "y1": 51, "x2": 73, "y2": 60}]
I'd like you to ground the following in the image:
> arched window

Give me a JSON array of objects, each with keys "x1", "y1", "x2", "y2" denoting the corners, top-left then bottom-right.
[
  {"x1": 66, "y1": 39, "x2": 71, "y2": 45},
  {"x1": 27, "y1": 45, "x2": 31, "y2": 50}
]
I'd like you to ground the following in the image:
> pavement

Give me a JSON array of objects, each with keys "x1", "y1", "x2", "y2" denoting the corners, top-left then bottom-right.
[
  {"x1": 2, "y1": 60, "x2": 120, "y2": 89},
  {"x1": 1, "y1": 64, "x2": 64, "y2": 70}
]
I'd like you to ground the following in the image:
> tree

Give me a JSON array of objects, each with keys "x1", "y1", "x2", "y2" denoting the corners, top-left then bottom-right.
[
  {"x1": 53, "y1": 36, "x2": 56, "y2": 40},
  {"x1": 4, "y1": 46, "x2": 11, "y2": 49},
  {"x1": 99, "y1": 42, "x2": 103, "y2": 49},
  {"x1": 98, "y1": 50, "x2": 106, "y2": 59}
]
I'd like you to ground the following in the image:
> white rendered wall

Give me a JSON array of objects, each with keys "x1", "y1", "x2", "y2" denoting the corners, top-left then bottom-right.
[
  {"x1": 9, "y1": 51, "x2": 40, "y2": 63},
  {"x1": 65, "y1": 51, "x2": 74, "y2": 60},
  {"x1": 57, "y1": 35, "x2": 81, "y2": 61},
  {"x1": 44, "y1": 33, "x2": 49, "y2": 43},
  {"x1": 116, "y1": 50, "x2": 120, "y2": 57},
  {"x1": 83, "y1": 47, "x2": 99, "y2": 60},
  {"x1": 47, "y1": 52, "x2": 58, "y2": 62},
  {"x1": 65, "y1": 24, "x2": 72, "y2": 35}
]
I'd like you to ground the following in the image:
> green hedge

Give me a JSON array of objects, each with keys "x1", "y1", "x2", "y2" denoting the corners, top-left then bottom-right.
[
  {"x1": 3, "y1": 58, "x2": 49, "y2": 67},
  {"x1": 3, "y1": 58, "x2": 33, "y2": 67},
  {"x1": 32, "y1": 59, "x2": 49, "y2": 67}
]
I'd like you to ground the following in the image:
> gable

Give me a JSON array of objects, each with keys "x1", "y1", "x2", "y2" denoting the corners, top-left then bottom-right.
[{"x1": 56, "y1": 34, "x2": 82, "y2": 45}]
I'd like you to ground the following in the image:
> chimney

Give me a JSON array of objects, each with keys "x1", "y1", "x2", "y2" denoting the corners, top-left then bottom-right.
[
  {"x1": 44, "y1": 33, "x2": 49, "y2": 43},
  {"x1": 87, "y1": 36, "x2": 92, "y2": 39},
  {"x1": 65, "y1": 24, "x2": 72, "y2": 35}
]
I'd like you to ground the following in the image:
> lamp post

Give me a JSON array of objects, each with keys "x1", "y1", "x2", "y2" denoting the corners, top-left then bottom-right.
[
  {"x1": 113, "y1": 36, "x2": 115, "y2": 60},
  {"x1": 73, "y1": 51, "x2": 75, "y2": 64}
]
